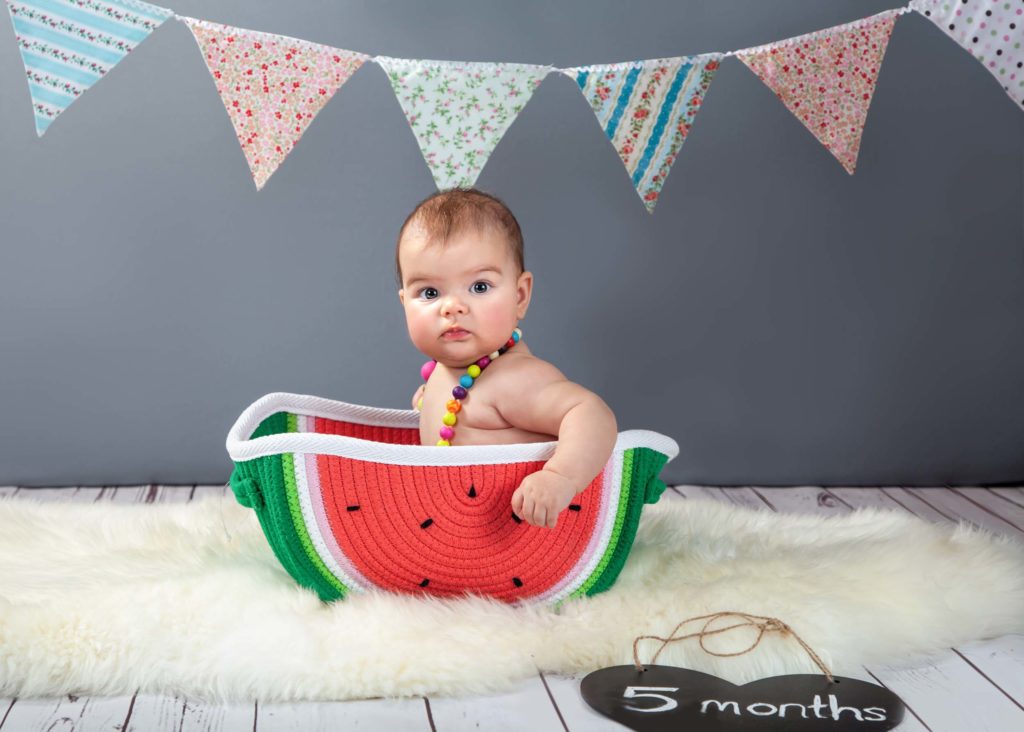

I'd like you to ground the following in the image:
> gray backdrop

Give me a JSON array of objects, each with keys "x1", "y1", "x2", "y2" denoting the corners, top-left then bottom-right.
[{"x1": 1, "y1": 0, "x2": 1022, "y2": 487}]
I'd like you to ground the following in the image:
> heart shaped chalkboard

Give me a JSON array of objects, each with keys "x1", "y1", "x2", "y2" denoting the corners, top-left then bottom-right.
[{"x1": 581, "y1": 665, "x2": 905, "y2": 731}]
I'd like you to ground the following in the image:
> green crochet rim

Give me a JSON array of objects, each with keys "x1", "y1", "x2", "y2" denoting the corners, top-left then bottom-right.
[{"x1": 229, "y1": 411, "x2": 668, "y2": 603}]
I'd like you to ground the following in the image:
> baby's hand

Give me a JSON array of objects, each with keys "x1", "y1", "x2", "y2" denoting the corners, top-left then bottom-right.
[
  {"x1": 411, "y1": 384, "x2": 426, "y2": 410},
  {"x1": 511, "y1": 469, "x2": 577, "y2": 529}
]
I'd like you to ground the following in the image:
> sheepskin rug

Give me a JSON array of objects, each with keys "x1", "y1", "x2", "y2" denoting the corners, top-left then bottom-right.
[{"x1": 1, "y1": 494, "x2": 1022, "y2": 702}]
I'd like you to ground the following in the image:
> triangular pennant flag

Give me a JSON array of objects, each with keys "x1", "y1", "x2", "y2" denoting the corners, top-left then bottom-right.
[
  {"x1": 182, "y1": 18, "x2": 369, "y2": 190},
  {"x1": 5, "y1": 0, "x2": 172, "y2": 136},
  {"x1": 737, "y1": 11, "x2": 899, "y2": 174},
  {"x1": 562, "y1": 55, "x2": 720, "y2": 213},
  {"x1": 376, "y1": 57, "x2": 550, "y2": 189},
  {"x1": 913, "y1": 0, "x2": 1024, "y2": 109}
]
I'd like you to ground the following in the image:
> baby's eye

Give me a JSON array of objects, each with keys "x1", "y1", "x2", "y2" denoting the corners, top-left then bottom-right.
[
  {"x1": 418, "y1": 287, "x2": 439, "y2": 300},
  {"x1": 471, "y1": 281, "x2": 490, "y2": 294}
]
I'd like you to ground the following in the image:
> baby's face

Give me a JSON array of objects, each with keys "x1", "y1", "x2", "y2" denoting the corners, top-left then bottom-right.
[{"x1": 398, "y1": 224, "x2": 532, "y2": 367}]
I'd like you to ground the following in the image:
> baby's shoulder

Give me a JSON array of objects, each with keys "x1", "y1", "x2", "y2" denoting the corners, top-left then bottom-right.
[{"x1": 487, "y1": 351, "x2": 566, "y2": 392}]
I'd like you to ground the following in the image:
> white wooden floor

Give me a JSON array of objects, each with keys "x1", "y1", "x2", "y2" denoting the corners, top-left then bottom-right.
[{"x1": 0, "y1": 484, "x2": 1022, "y2": 731}]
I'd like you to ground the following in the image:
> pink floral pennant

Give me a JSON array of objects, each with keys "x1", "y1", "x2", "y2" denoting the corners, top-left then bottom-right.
[
  {"x1": 182, "y1": 17, "x2": 369, "y2": 190},
  {"x1": 737, "y1": 11, "x2": 900, "y2": 174}
]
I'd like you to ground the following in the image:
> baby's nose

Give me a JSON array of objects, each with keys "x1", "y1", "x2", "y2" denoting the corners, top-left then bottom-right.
[{"x1": 441, "y1": 295, "x2": 468, "y2": 316}]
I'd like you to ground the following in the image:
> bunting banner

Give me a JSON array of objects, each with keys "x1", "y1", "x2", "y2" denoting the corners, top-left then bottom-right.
[
  {"x1": 182, "y1": 18, "x2": 369, "y2": 190},
  {"x1": 563, "y1": 55, "x2": 720, "y2": 213},
  {"x1": 376, "y1": 57, "x2": 550, "y2": 189},
  {"x1": 912, "y1": 0, "x2": 1024, "y2": 108},
  {"x1": 737, "y1": 12, "x2": 898, "y2": 174},
  {"x1": 3, "y1": 4, "x2": 1020, "y2": 209},
  {"x1": 5, "y1": 0, "x2": 172, "y2": 136}
]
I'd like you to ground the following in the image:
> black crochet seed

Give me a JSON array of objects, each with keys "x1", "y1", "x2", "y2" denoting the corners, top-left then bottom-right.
[
  {"x1": 512, "y1": 577, "x2": 523, "y2": 588},
  {"x1": 346, "y1": 505, "x2": 360, "y2": 512},
  {"x1": 420, "y1": 579, "x2": 430, "y2": 588},
  {"x1": 420, "y1": 518, "x2": 434, "y2": 529},
  {"x1": 568, "y1": 504, "x2": 582, "y2": 512},
  {"x1": 511, "y1": 511, "x2": 523, "y2": 524},
  {"x1": 468, "y1": 485, "x2": 477, "y2": 498}
]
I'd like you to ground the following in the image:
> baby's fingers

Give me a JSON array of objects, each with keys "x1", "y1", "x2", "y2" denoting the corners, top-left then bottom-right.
[{"x1": 511, "y1": 487, "x2": 525, "y2": 515}]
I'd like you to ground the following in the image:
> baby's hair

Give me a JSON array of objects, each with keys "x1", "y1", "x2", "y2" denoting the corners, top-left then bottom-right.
[{"x1": 396, "y1": 187, "x2": 524, "y2": 285}]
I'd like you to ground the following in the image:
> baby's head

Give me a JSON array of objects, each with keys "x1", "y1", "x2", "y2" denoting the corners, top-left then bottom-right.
[{"x1": 397, "y1": 188, "x2": 533, "y2": 368}]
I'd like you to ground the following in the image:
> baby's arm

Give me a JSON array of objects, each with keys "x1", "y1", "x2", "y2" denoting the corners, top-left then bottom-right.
[
  {"x1": 411, "y1": 383, "x2": 426, "y2": 410},
  {"x1": 495, "y1": 360, "x2": 617, "y2": 528}
]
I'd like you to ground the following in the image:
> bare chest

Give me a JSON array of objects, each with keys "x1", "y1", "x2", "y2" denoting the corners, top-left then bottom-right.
[{"x1": 418, "y1": 370, "x2": 551, "y2": 446}]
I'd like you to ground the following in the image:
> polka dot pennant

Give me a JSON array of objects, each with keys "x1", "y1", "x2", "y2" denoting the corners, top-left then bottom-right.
[
  {"x1": 182, "y1": 17, "x2": 369, "y2": 190},
  {"x1": 738, "y1": 13, "x2": 897, "y2": 175},
  {"x1": 913, "y1": 0, "x2": 1024, "y2": 109}
]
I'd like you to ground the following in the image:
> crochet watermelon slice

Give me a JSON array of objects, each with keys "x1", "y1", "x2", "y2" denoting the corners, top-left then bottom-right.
[{"x1": 226, "y1": 393, "x2": 678, "y2": 604}]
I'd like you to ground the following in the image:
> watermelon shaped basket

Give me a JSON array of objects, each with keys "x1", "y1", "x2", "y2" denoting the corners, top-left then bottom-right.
[{"x1": 226, "y1": 392, "x2": 679, "y2": 604}]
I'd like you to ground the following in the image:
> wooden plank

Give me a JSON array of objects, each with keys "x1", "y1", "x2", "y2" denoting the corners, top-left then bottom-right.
[
  {"x1": 867, "y1": 648, "x2": 1024, "y2": 731},
  {"x1": 542, "y1": 674, "x2": 634, "y2": 731},
  {"x1": 878, "y1": 488, "x2": 953, "y2": 524},
  {"x1": 954, "y1": 635, "x2": 1024, "y2": 711},
  {"x1": 11, "y1": 487, "x2": 79, "y2": 502},
  {"x1": 153, "y1": 485, "x2": 195, "y2": 504},
  {"x1": 748, "y1": 486, "x2": 850, "y2": 516},
  {"x1": 0, "y1": 694, "x2": 134, "y2": 732},
  {"x1": 192, "y1": 484, "x2": 229, "y2": 501},
  {"x1": 122, "y1": 694, "x2": 183, "y2": 732},
  {"x1": 989, "y1": 487, "x2": 1024, "y2": 510},
  {"x1": 826, "y1": 487, "x2": 917, "y2": 514},
  {"x1": 670, "y1": 484, "x2": 715, "y2": 500},
  {"x1": 126, "y1": 695, "x2": 256, "y2": 732},
  {"x1": 673, "y1": 484, "x2": 772, "y2": 510},
  {"x1": 257, "y1": 697, "x2": 432, "y2": 731},
  {"x1": 903, "y1": 488, "x2": 1023, "y2": 538},
  {"x1": 949, "y1": 488, "x2": 1024, "y2": 536},
  {"x1": 427, "y1": 675, "x2": 564, "y2": 731},
  {"x1": 717, "y1": 487, "x2": 771, "y2": 511}
]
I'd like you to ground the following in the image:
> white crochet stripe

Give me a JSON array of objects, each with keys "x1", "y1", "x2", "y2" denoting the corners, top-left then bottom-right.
[
  {"x1": 537, "y1": 449, "x2": 622, "y2": 603},
  {"x1": 291, "y1": 416, "x2": 371, "y2": 594},
  {"x1": 226, "y1": 392, "x2": 680, "y2": 466}
]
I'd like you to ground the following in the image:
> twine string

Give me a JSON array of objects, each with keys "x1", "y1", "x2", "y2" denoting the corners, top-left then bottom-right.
[{"x1": 632, "y1": 611, "x2": 835, "y2": 683}]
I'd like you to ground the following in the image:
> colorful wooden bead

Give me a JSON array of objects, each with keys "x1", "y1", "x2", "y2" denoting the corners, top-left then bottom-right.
[{"x1": 422, "y1": 328, "x2": 521, "y2": 446}]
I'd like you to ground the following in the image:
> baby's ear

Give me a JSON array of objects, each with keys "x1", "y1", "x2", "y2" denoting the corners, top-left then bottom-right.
[{"x1": 516, "y1": 271, "x2": 534, "y2": 319}]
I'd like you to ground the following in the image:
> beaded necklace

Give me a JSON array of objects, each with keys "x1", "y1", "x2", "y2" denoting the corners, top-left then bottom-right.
[{"x1": 418, "y1": 328, "x2": 522, "y2": 446}]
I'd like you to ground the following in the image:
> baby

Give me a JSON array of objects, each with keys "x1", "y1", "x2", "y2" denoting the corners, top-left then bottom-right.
[{"x1": 396, "y1": 188, "x2": 617, "y2": 530}]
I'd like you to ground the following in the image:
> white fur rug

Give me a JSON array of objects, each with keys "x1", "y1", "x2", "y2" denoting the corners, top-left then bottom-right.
[{"x1": 1, "y1": 494, "x2": 1022, "y2": 702}]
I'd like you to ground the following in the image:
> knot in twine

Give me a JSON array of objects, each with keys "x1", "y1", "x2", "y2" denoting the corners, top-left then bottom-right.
[{"x1": 632, "y1": 611, "x2": 834, "y2": 683}]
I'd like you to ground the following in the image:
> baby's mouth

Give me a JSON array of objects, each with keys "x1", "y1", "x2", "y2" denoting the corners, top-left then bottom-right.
[{"x1": 442, "y1": 327, "x2": 471, "y2": 341}]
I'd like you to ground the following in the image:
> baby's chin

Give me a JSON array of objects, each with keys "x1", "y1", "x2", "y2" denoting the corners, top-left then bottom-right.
[{"x1": 426, "y1": 339, "x2": 504, "y2": 369}]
